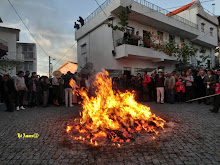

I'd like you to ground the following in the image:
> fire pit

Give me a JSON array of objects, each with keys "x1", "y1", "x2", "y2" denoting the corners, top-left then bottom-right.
[{"x1": 66, "y1": 71, "x2": 166, "y2": 147}]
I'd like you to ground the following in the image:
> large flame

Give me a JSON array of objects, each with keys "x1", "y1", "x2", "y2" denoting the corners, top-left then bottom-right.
[{"x1": 66, "y1": 71, "x2": 165, "y2": 146}]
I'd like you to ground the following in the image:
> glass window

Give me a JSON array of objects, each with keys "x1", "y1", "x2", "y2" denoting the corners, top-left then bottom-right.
[
  {"x1": 22, "y1": 45, "x2": 27, "y2": 51},
  {"x1": 169, "y1": 35, "x2": 175, "y2": 42},
  {"x1": 134, "y1": 68, "x2": 143, "y2": 77},
  {"x1": 210, "y1": 28, "x2": 213, "y2": 36},
  {"x1": 180, "y1": 38, "x2": 185, "y2": 43},
  {"x1": 24, "y1": 61, "x2": 33, "y2": 71},
  {"x1": 28, "y1": 45, "x2": 34, "y2": 51},
  {"x1": 201, "y1": 23, "x2": 205, "y2": 32}
]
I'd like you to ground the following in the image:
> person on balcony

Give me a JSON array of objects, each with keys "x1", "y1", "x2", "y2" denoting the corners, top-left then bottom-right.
[
  {"x1": 74, "y1": 22, "x2": 80, "y2": 30},
  {"x1": 77, "y1": 16, "x2": 84, "y2": 26},
  {"x1": 133, "y1": 31, "x2": 141, "y2": 46},
  {"x1": 129, "y1": 30, "x2": 136, "y2": 45},
  {"x1": 123, "y1": 29, "x2": 130, "y2": 44}
]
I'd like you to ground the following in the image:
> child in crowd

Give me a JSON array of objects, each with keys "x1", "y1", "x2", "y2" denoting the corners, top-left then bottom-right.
[{"x1": 176, "y1": 77, "x2": 185, "y2": 103}]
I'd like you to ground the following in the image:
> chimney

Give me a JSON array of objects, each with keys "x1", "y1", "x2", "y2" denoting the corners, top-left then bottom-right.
[{"x1": 212, "y1": 3, "x2": 215, "y2": 15}]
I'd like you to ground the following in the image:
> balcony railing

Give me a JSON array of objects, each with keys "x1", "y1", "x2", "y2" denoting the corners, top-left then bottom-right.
[
  {"x1": 133, "y1": 0, "x2": 198, "y2": 29},
  {"x1": 83, "y1": 0, "x2": 198, "y2": 29},
  {"x1": 84, "y1": 0, "x2": 114, "y2": 24}
]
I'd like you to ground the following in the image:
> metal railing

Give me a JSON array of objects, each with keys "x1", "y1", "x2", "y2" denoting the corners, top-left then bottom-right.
[
  {"x1": 83, "y1": 0, "x2": 198, "y2": 29},
  {"x1": 133, "y1": 0, "x2": 198, "y2": 29},
  {"x1": 84, "y1": 0, "x2": 113, "y2": 24}
]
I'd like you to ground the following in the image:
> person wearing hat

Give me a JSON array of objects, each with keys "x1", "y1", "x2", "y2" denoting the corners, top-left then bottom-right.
[
  {"x1": 155, "y1": 69, "x2": 165, "y2": 104},
  {"x1": 204, "y1": 69, "x2": 215, "y2": 105},
  {"x1": 52, "y1": 70, "x2": 62, "y2": 106}
]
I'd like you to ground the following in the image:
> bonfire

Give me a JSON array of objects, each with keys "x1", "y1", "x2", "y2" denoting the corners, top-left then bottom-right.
[{"x1": 66, "y1": 70, "x2": 165, "y2": 146}]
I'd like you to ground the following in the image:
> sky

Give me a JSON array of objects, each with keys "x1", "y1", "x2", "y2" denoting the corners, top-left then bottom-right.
[{"x1": 0, "y1": 0, "x2": 219, "y2": 76}]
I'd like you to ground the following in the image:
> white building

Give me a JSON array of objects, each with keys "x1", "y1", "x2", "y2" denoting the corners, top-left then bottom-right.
[
  {"x1": 16, "y1": 43, "x2": 37, "y2": 74},
  {"x1": 75, "y1": 0, "x2": 219, "y2": 76},
  {"x1": 0, "y1": 26, "x2": 21, "y2": 76}
]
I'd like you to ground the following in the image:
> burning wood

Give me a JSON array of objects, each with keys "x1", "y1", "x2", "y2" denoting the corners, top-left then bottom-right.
[{"x1": 66, "y1": 70, "x2": 165, "y2": 146}]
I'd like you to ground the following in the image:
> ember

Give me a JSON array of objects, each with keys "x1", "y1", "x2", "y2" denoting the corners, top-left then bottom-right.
[{"x1": 66, "y1": 70, "x2": 165, "y2": 146}]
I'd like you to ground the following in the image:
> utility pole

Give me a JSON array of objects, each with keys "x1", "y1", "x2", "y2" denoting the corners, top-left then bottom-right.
[{"x1": 49, "y1": 56, "x2": 51, "y2": 78}]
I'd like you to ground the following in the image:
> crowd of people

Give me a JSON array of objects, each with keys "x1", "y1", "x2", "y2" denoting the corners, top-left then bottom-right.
[
  {"x1": 0, "y1": 68, "x2": 220, "y2": 113},
  {"x1": 0, "y1": 70, "x2": 83, "y2": 112},
  {"x1": 111, "y1": 68, "x2": 220, "y2": 113}
]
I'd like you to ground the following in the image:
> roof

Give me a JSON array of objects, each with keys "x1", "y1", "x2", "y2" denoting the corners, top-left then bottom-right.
[
  {"x1": 167, "y1": 0, "x2": 198, "y2": 16},
  {"x1": 58, "y1": 61, "x2": 78, "y2": 69},
  {"x1": 0, "y1": 26, "x2": 20, "y2": 41}
]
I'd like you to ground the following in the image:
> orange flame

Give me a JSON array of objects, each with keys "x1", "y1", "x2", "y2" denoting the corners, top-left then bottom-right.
[{"x1": 67, "y1": 70, "x2": 165, "y2": 146}]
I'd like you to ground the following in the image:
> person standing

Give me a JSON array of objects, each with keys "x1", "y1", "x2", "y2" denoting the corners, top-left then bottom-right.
[
  {"x1": 3, "y1": 75, "x2": 15, "y2": 112},
  {"x1": 155, "y1": 70, "x2": 165, "y2": 104},
  {"x1": 165, "y1": 72, "x2": 175, "y2": 104},
  {"x1": 27, "y1": 76, "x2": 37, "y2": 107},
  {"x1": 134, "y1": 73, "x2": 143, "y2": 102},
  {"x1": 64, "y1": 72, "x2": 73, "y2": 107},
  {"x1": 41, "y1": 76, "x2": 50, "y2": 107},
  {"x1": 176, "y1": 77, "x2": 185, "y2": 103},
  {"x1": 210, "y1": 69, "x2": 220, "y2": 113},
  {"x1": 196, "y1": 69, "x2": 206, "y2": 104},
  {"x1": 143, "y1": 71, "x2": 151, "y2": 102},
  {"x1": 185, "y1": 71, "x2": 194, "y2": 102},
  {"x1": 204, "y1": 70, "x2": 215, "y2": 105},
  {"x1": 52, "y1": 71, "x2": 62, "y2": 106},
  {"x1": 14, "y1": 71, "x2": 28, "y2": 111}
]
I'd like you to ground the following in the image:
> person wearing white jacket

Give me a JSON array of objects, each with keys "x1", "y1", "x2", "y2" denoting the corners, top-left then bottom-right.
[{"x1": 14, "y1": 71, "x2": 28, "y2": 111}]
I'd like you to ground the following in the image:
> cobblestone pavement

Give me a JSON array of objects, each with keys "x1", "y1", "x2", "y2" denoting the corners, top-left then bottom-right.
[{"x1": 0, "y1": 102, "x2": 219, "y2": 165}]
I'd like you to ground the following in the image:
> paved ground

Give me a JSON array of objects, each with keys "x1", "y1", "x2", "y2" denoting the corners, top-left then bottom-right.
[{"x1": 0, "y1": 102, "x2": 219, "y2": 165}]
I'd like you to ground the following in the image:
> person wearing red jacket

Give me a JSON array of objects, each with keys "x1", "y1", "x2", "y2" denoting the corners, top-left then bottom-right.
[
  {"x1": 143, "y1": 71, "x2": 151, "y2": 102},
  {"x1": 176, "y1": 77, "x2": 185, "y2": 103}
]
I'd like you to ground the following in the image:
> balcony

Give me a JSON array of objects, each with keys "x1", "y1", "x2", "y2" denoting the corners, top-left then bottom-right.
[
  {"x1": 115, "y1": 38, "x2": 177, "y2": 62},
  {"x1": 0, "y1": 39, "x2": 8, "y2": 58}
]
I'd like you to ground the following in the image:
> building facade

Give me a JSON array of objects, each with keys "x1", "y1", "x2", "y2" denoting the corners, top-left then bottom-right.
[
  {"x1": 75, "y1": 0, "x2": 219, "y2": 76},
  {"x1": 0, "y1": 26, "x2": 21, "y2": 76},
  {"x1": 16, "y1": 43, "x2": 37, "y2": 74}
]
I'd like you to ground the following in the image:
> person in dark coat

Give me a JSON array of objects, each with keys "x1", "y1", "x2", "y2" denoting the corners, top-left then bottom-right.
[
  {"x1": 77, "y1": 16, "x2": 84, "y2": 26},
  {"x1": 196, "y1": 69, "x2": 206, "y2": 104},
  {"x1": 2, "y1": 75, "x2": 15, "y2": 112},
  {"x1": 134, "y1": 73, "x2": 143, "y2": 102},
  {"x1": 41, "y1": 76, "x2": 50, "y2": 107},
  {"x1": 210, "y1": 69, "x2": 220, "y2": 113},
  {"x1": 204, "y1": 70, "x2": 215, "y2": 105},
  {"x1": 28, "y1": 76, "x2": 37, "y2": 107}
]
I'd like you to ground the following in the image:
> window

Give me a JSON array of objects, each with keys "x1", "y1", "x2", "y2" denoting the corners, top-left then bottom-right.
[
  {"x1": 126, "y1": 26, "x2": 134, "y2": 33},
  {"x1": 134, "y1": 68, "x2": 143, "y2": 76},
  {"x1": 24, "y1": 52, "x2": 34, "y2": 59},
  {"x1": 201, "y1": 23, "x2": 205, "y2": 32},
  {"x1": 24, "y1": 61, "x2": 33, "y2": 71},
  {"x1": 22, "y1": 45, "x2": 27, "y2": 51},
  {"x1": 28, "y1": 45, "x2": 34, "y2": 51},
  {"x1": 81, "y1": 44, "x2": 87, "y2": 55},
  {"x1": 207, "y1": 60, "x2": 211, "y2": 68},
  {"x1": 123, "y1": 67, "x2": 131, "y2": 71},
  {"x1": 169, "y1": 35, "x2": 175, "y2": 42},
  {"x1": 210, "y1": 28, "x2": 213, "y2": 36},
  {"x1": 157, "y1": 31, "x2": 163, "y2": 42}
]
